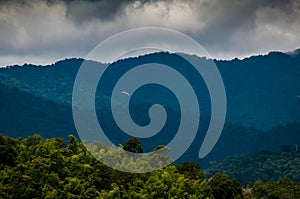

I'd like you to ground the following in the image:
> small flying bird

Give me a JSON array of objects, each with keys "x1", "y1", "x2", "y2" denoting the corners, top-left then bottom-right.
[{"x1": 121, "y1": 91, "x2": 130, "y2": 96}]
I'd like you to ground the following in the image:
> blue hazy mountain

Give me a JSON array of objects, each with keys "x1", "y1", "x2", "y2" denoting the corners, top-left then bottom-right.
[
  {"x1": 0, "y1": 82, "x2": 75, "y2": 139},
  {"x1": 0, "y1": 50, "x2": 299, "y2": 167},
  {"x1": 1, "y1": 51, "x2": 299, "y2": 130},
  {"x1": 0, "y1": 80, "x2": 299, "y2": 168}
]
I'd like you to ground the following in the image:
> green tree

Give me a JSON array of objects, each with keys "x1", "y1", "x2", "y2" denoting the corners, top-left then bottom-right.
[
  {"x1": 208, "y1": 172, "x2": 244, "y2": 199},
  {"x1": 122, "y1": 137, "x2": 143, "y2": 153},
  {"x1": 177, "y1": 162, "x2": 204, "y2": 180}
]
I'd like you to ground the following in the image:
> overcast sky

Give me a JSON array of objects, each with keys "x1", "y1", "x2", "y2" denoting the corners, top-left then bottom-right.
[{"x1": 0, "y1": 0, "x2": 300, "y2": 66}]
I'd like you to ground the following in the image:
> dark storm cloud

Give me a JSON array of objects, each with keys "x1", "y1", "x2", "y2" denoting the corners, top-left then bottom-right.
[
  {"x1": 64, "y1": 0, "x2": 174, "y2": 23},
  {"x1": 64, "y1": 0, "x2": 127, "y2": 23},
  {"x1": 0, "y1": 0, "x2": 299, "y2": 66}
]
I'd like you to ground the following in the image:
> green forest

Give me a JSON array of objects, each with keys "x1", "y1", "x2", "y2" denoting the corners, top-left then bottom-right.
[
  {"x1": 0, "y1": 134, "x2": 300, "y2": 199},
  {"x1": 205, "y1": 146, "x2": 300, "y2": 185}
]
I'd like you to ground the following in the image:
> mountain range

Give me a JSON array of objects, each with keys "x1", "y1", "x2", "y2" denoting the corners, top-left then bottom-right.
[
  {"x1": 0, "y1": 50, "x2": 300, "y2": 167},
  {"x1": 1, "y1": 51, "x2": 300, "y2": 129}
]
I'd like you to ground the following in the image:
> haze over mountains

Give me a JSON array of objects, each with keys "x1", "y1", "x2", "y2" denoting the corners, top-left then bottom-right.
[
  {"x1": 0, "y1": 50, "x2": 300, "y2": 166},
  {"x1": 1, "y1": 50, "x2": 300, "y2": 129}
]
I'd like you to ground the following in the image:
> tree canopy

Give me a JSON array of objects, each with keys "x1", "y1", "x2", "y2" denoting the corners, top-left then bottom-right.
[{"x1": 0, "y1": 134, "x2": 299, "y2": 198}]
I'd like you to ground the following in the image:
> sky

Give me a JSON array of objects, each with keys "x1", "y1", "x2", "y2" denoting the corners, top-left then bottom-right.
[{"x1": 0, "y1": 0, "x2": 300, "y2": 66}]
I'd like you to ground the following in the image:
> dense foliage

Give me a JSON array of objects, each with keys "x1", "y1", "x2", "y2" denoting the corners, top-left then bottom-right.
[
  {"x1": 0, "y1": 134, "x2": 299, "y2": 198},
  {"x1": 205, "y1": 146, "x2": 300, "y2": 185}
]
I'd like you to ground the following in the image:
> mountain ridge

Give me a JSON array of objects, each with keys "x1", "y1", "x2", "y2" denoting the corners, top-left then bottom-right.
[
  {"x1": 1, "y1": 50, "x2": 299, "y2": 129},
  {"x1": 3, "y1": 48, "x2": 300, "y2": 69}
]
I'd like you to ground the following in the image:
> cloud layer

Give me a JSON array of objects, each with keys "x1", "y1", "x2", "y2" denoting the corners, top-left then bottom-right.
[{"x1": 0, "y1": 0, "x2": 300, "y2": 66}]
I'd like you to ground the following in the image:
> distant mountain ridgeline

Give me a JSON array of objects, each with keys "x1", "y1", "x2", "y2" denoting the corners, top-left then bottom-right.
[
  {"x1": 1, "y1": 51, "x2": 300, "y2": 130},
  {"x1": 218, "y1": 51, "x2": 300, "y2": 129},
  {"x1": 1, "y1": 80, "x2": 300, "y2": 168},
  {"x1": 0, "y1": 58, "x2": 91, "y2": 105}
]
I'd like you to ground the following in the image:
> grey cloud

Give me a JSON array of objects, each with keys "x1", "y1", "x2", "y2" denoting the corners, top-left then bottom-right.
[
  {"x1": 192, "y1": 0, "x2": 300, "y2": 58},
  {"x1": 65, "y1": 0, "x2": 126, "y2": 23},
  {"x1": 0, "y1": 0, "x2": 299, "y2": 66},
  {"x1": 64, "y1": 0, "x2": 174, "y2": 24}
]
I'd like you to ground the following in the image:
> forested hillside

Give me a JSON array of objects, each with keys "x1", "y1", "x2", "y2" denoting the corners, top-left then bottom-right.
[
  {"x1": 0, "y1": 51, "x2": 299, "y2": 198},
  {"x1": 1, "y1": 51, "x2": 300, "y2": 130},
  {"x1": 1, "y1": 80, "x2": 300, "y2": 168},
  {"x1": 205, "y1": 147, "x2": 300, "y2": 185},
  {"x1": 1, "y1": 134, "x2": 300, "y2": 199},
  {"x1": 1, "y1": 0, "x2": 299, "y2": 198},
  {"x1": 0, "y1": 82, "x2": 75, "y2": 139}
]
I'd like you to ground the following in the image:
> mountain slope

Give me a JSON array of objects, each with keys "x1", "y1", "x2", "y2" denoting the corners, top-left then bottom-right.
[
  {"x1": 0, "y1": 82, "x2": 76, "y2": 139},
  {"x1": 1, "y1": 80, "x2": 300, "y2": 168},
  {"x1": 218, "y1": 51, "x2": 300, "y2": 129},
  {"x1": 0, "y1": 51, "x2": 299, "y2": 129},
  {"x1": 205, "y1": 147, "x2": 300, "y2": 184}
]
